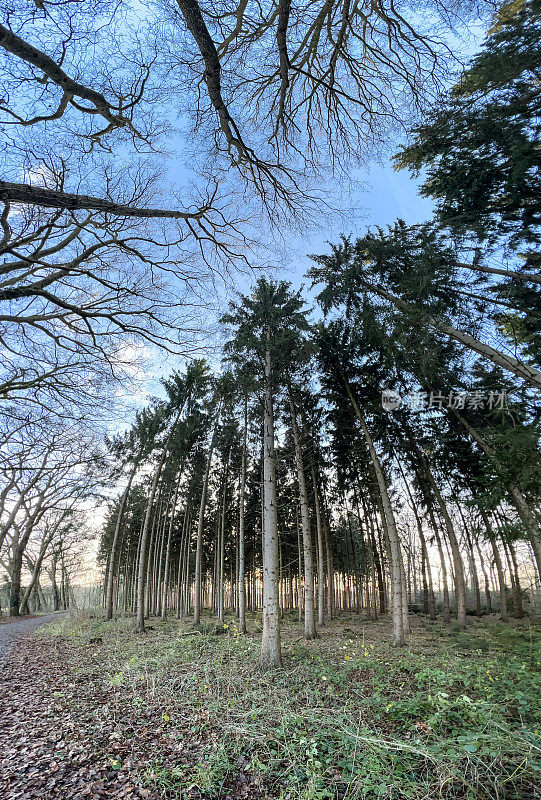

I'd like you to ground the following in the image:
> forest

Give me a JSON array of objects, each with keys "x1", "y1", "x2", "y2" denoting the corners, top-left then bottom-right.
[{"x1": 0, "y1": 0, "x2": 539, "y2": 798}]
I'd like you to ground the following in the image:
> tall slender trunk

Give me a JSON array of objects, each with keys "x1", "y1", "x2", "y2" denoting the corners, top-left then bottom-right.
[
  {"x1": 194, "y1": 412, "x2": 220, "y2": 625},
  {"x1": 183, "y1": 509, "x2": 192, "y2": 616},
  {"x1": 505, "y1": 540, "x2": 525, "y2": 619},
  {"x1": 453, "y1": 410, "x2": 541, "y2": 581},
  {"x1": 465, "y1": 528, "x2": 482, "y2": 616},
  {"x1": 345, "y1": 382, "x2": 405, "y2": 645},
  {"x1": 312, "y1": 468, "x2": 325, "y2": 627},
  {"x1": 453, "y1": 500, "x2": 482, "y2": 617},
  {"x1": 427, "y1": 501, "x2": 451, "y2": 623},
  {"x1": 491, "y1": 537, "x2": 509, "y2": 621},
  {"x1": 161, "y1": 466, "x2": 184, "y2": 620},
  {"x1": 288, "y1": 387, "x2": 317, "y2": 639},
  {"x1": 475, "y1": 537, "x2": 492, "y2": 613},
  {"x1": 399, "y1": 545, "x2": 410, "y2": 633},
  {"x1": 320, "y1": 489, "x2": 334, "y2": 619},
  {"x1": 423, "y1": 469, "x2": 467, "y2": 628},
  {"x1": 296, "y1": 505, "x2": 303, "y2": 622},
  {"x1": 136, "y1": 408, "x2": 182, "y2": 632},
  {"x1": 344, "y1": 496, "x2": 362, "y2": 613},
  {"x1": 147, "y1": 490, "x2": 165, "y2": 617},
  {"x1": 238, "y1": 397, "x2": 248, "y2": 633},
  {"x1": 397, "y1": 457, "x2": 436, "y2": 619},
  {"x1": 9, "y1": 543, "x2": 23, "y2": 617},
  {"x1": 362, "y1": 495, "x2": 386, "y2": 614},
  {"x1": 176, "y1": 508, "x2": 188, "y2": 617},
  {"x1": 50, "y1": 551, "x2": 60, "y2": 611},
  {"x1": 217, "y1": 453, "x2": 230, "y2": 626},
  {"x1": 106, "y1": 460, "x2": 139, "y2": 621},
  {"x1": 20, "y1": 524, "x2": 59, "y2": 615},
  {"x1": 480, "y1": 509, "x2": 508, "y2": 621},
  {"x1": 260, "y1": 334, "x2": 282, "y2": 667}
]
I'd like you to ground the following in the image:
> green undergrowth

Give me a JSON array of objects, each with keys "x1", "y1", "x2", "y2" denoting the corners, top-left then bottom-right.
[{"x1": 41, "y1": 612, "x2": 541, "y2": 799}]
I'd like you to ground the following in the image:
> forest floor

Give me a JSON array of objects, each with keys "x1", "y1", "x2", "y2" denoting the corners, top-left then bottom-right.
[{"x1": 0, "y1": 611, "x2": 539, "y2": 800}]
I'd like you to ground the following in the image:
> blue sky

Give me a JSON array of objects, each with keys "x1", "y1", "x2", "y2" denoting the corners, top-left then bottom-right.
[
  {"x1": 126, "y1": 156, "x2": 435, "y2": 410},
  {"x1": 129, "y1": 10, "x2": 490, "y2": 406},
  {"x1": 280, "y1": 161, "x2": 434, "y2": 294}
]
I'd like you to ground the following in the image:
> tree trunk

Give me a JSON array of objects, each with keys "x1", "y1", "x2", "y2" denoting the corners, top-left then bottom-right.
[
  {"x1": 424, "y1": 470, "x2": 467, "y2": 628},
  {"x1": 161, "y1": 466, "x2": 185, "y2": 620},
  {"x1": 345, "y1": 383, "x2": 405, "y2": 645},
  {"x1": 312, "y1": 468, "x2": 325, "y2": 627},
  {"x1": 193, "y1": 412, "x2": 220, "y2": 625},
  {"x1": 20, "y1": 527, "x2": 57, "y2": 615},
  {"x1": 106, "y1": 461, "x2": 138, "y2": 621},
  {"x1": 136, "y1": 408, "x2": 182, "y2": 632},
  {"x1": 465, "y1": 528, "x2": 482, "y2": 616},
  {"x1": 260, "y1": 335, "x2": 282, "y2": 667},
  {"x1": 453, "y1": 410, "x2": 541, "y2": 581},
  {"x1": 288, "y1": 388, "x2": 317, "y2": 639},
  {"x1": 9, "y1": 544, "x2": 23, "y2": 617},
  {"x1": 490, "y1": 537, "x2": 508, "y2": 621},
  {"x1": 217, "y1": 454, "x2": 229, "y2": 626},
  {"x1": 321, "y1": 491, "x2": 334, "y2": 619},
  {"x1": 479, "y1": 509, "x2": 508, "y2": 621},
  {"x1": 397, "y1": 457, "x2": 436, "y2": 619},
  {"x1": 475, "y1": 537, "x2": 492, "y2": 613},
  {"x1": 398, "y1": 541, "x2": 411, "y2": 634},
  {"x1": 505, "y1": 539, "x2": 524, "y2": 619},
  {"x1": 296, "y1": 505, "x2": 303, "y2": 622},
  {"x1": 50, "y1": 552, "x2": 60, "y2": 611},
  {"x1": 427, "y1": 501, "x2": 451, "y2": 623},
  {"x1": 238, "y1": 396, "x2": 248, "y2": 633}
]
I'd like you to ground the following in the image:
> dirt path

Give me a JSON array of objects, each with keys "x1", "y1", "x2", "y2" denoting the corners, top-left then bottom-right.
[{"x1": 0, "y1": 613, "x2": 65, "y2": 663}]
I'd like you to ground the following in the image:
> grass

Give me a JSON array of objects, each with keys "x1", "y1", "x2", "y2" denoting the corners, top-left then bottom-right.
[{"x1": 41, "y1": 610, "x2": 541, "y2": 799}]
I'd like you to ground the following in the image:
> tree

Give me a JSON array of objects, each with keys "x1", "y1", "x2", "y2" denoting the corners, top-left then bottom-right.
[
  {"x1": 0, "y1": 0, "x2": 496, "y2": 412},
  {"x1": 135, "y1": 361, "x2": 212, "y2": 631},
  {"x1": 395, "y1": 0, "x2": 541, "y2": 364},
  {"x1": 395, "y1": 0, "x2": 541, "y2": 250},
  {"x1": 315, "y1": 321, "x2": 408, "y2": 645},
  {"x1": 223, "y1": 279, "x2": 313, "y2": 664},
  {"x1": 309, "y1": 225, "x2": 541, "y2": 390},
  {"x1": 0, "y1": 419, "x2": 101, "y2": 616}
]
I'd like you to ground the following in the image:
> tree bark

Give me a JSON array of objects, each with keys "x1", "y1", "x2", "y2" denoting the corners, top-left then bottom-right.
[
  {"x1": 0, "y1": 180, "x2": 205, "y2": 220},
  {"x1": 20, "y1": 525, "x2": 59, "y2": 615},
  {"x1": 345, "y1": 383, "x2": 405, "y2": 645},
  {"x1": 238, "y1": 396, "x2": 248, "y2": 633},
  {"x1": 427, "y1": 500, "x2": 451, "y2": 623},
  {"x1": 479, "y1": 509, "x2": 508, "y2": 621},
  {"x1": 9, "y1": 544, "x2": 23, "y2": 617},
  {"x1": 288, "y1": 387, "x2": 317, "y2": 639},
  {"x1": 323, "y1": 508, "x2": 334, "y2": 620},
  {"x1": 397, "y1": 458, "x2": 436, "y2": 619},
  {"x1": 475, "y1": 537, "x2": 493, "y2": 613},
  {"x1": 136, "y1": 409, "x2": 181, "y2": 632},
  {"x1": 106, "y1": 461, "x2": 139, "y2": 621},
  {"x1": 312, "y1": 468, "x2": 325, "y2": 628},
  {"x1": 453, "y1": 410, "x2": 541, "y2": 581},
  {"x1": 421, "y1": 464, "x2": 467, "y2": 628},
  {"x1": 194, "y1": 413, "x2": 220, "y2": 625},
  {"x1": 260, "y1": 334, "x2": 282, "y2": 667},
  {"x1": 161, "y1": 466, "x2": 185, "y2": 620}
]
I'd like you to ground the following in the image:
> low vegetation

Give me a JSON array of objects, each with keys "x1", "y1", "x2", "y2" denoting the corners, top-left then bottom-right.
[{"x1": 42, "y1": 612, "x2": 540, "y2": 799}]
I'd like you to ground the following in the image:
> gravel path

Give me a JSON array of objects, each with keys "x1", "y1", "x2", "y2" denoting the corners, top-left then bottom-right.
[{"x1": 0, "y1": 614, "x2": 66, "y2": 664}]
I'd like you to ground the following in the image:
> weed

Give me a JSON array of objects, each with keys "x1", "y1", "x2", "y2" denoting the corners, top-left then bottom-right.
[{"x1": 40, "y1": 612, "x2": 541, "y2": 799}]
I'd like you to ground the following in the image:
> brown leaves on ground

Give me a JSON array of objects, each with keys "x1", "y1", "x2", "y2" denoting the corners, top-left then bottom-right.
[{"x1": 0, "y1": 637, "x2": 196, "y2": 799}]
